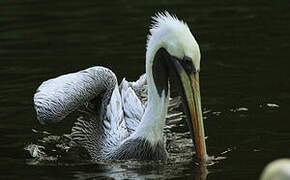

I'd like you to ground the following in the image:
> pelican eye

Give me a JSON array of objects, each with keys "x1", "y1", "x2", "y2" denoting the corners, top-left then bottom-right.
[{"x1": 179, "y1": 56, "x2": 196, "y2": 75}]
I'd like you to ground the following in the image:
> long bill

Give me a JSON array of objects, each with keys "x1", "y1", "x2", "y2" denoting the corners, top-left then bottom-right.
[{"x1": 172, "y1": 60, "x2": 208, "y2": 163}]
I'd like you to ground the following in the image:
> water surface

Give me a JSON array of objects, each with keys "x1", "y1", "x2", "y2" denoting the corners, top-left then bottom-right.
[{"x1": 1, "y1": 0, "x2": 290, "y2": 179}]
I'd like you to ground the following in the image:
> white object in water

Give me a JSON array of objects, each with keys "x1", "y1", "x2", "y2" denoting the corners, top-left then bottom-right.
[{"x1": 260, "y1": 159, "x2": 290, "y2": 180}]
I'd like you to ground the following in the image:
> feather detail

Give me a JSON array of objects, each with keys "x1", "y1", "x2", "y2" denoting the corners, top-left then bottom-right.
[
  {"x1": 105, "y1": 85, "x2": 128, "y2": 142},
  {"x1": 147, "y1": 11, "x2": 189, "y2": 49},
  {"x1": 120, "y1": 78, "x2": 145, "y2": 134},
  {"x1": 34, "y1": 66, "x2": 117, "y2": 125}
]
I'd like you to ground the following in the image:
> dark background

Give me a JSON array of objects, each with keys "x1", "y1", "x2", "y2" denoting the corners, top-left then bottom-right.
[{"x1": 0, "y1": 0, "x2": 290, "y2": 179}]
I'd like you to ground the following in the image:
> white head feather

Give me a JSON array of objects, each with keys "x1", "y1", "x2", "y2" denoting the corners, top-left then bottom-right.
[{"x1": 146, "y1": 11, "x2": 201, "y2": 71}]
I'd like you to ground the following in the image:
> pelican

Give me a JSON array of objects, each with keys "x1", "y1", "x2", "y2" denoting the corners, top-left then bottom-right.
[{"x1": 33, "y1": 12, "x2": 208, "y2": 162}]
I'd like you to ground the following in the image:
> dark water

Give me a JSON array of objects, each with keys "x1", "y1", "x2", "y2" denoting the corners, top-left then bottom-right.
[{"x1": 1, "y1": 0, "x2": 290, "y2": 179}]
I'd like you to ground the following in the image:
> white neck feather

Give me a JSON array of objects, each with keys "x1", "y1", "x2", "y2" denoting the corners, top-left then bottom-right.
[
  {"x1": 130, "y1": 11, "x2": 199, "y2": 144},
  {"x1": 131, "y1": 56, "x2": 170, "y2": 145}
]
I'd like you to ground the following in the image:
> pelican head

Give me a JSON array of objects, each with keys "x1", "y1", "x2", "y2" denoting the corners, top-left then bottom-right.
[
  {"x1": 145, "y1": 12, "x2": 207, "y2": 162},
  {"x1": 146, "y1": 12, "x2": 201, "y2": 71}
]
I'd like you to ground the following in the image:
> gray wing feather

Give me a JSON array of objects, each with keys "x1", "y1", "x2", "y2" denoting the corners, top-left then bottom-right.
[
  {"x1": 105, "y1": 85, "x2": 128, "y2": 142},
  {"x1": 71, "y1": 81, "x2": 129, "y2": 159},
  {"x1": 34, "y1": 66, "x2": 117, "y2": 125},
  {"x1": 126, "y1": 74, "x2": 148, "y2": 104},
  {"x1": 120, "y1": 78, "x2": 145, "y2": 134}
]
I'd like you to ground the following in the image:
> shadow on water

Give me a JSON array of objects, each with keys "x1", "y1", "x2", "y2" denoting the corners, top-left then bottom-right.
[{"x1": 1, "y1": 0, "x2": 290, "y2": 179}]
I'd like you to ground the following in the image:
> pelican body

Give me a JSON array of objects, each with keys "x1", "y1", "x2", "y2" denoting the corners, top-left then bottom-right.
[{"x1": 33, "y1": 12, "x2": 207, "y2": 162}]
